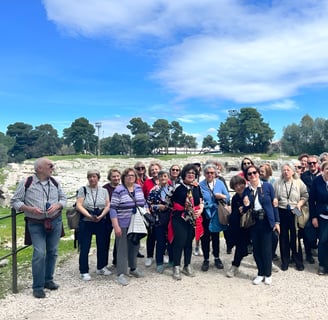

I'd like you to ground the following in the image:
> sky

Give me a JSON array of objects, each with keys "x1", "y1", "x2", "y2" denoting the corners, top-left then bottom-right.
[{"x1": 1, "y1": 0, "x2": 328, "y2": 146}]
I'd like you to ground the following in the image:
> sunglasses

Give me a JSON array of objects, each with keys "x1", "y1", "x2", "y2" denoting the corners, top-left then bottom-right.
[
  {"x1": 307, "y1": 162, "x2": 317, "y2": 165},
  {"x1": 171, "y1": 168, "x2": 180, "y2": 172},
  {"x1": 187, "y1": 171, "x2": 196, "y2": 175},
  {"x1": 247, "y1": 171, "x2": 258, "y2": 176},
  {"x1": 48, "y1": 164, "x2": 54, "y2": 168},
  {"x1": 206, "y1": 171, "x2": 215, "y2": 175},
  {"x1": 295, "y1": 166, "x2": 303, "y2": 169},
  {"x1": 135, "y1": 167, "x2": 145, "y2": 170},
  {"x1": 243, "y1": 162, "x2": 251, "y2": 165}
]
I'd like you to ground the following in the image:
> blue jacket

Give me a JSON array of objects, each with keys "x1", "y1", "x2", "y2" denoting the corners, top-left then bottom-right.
[{"x1": 243, "y1": 181, "x2": 279, "y2": 229}]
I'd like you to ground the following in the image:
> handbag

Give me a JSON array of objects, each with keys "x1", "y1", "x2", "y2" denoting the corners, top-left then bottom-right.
[
  {"x1": 297, "y1": 205, "x2": 309, "y2": 228},
  {"x1": 127, "y1": 208, "x2": 148, "y2": 245},
  {"x1": 217, "y1": 201, "x2": 231, "y2": 225},
  {"x1": 240, "y1": 209, "x2": 255, "y2": 228},
  {"x1": 138, "y1": 206, "x2": 156, "y2": 228},
  {"x1": 66, "y1": 207, "x2": 80, "y2": 229}
]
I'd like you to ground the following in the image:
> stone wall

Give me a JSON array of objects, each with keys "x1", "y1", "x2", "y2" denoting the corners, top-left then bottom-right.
[{"x1": 0, "y1": 156, "x2": 286, "y2": 207}]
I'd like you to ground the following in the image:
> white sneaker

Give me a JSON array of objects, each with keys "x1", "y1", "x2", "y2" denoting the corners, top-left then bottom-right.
[
  {"x1": 80, "y1": 273, "x2": 91, "y2": 281},
  {"x1": 117, "y1": 274, "x2": 129, "y2": 286},
  {"x1": 145, "y1": 257, "x2": 153, "y2": 267},
  {"x1": 226, "y1": 265, "x2": 238, "y2": 278},
  {"x1": 163, "y1": 255, "x2": 169, "y2": 264},
  {"x1": 252, "y1": 276, "x2": 264, "y2": 285},
  {"x1": 271, "y1": 262, "x2": 279, "y2": 273},
  {"x1": 96, "y1": 267, "x2": 112, "y2": 276},
  {"x1": 129, "y1": 268, "x2": 145, "y2": 278},
  {"x1": 264, "y1": 276, "x2": 272, "y2": 285}
]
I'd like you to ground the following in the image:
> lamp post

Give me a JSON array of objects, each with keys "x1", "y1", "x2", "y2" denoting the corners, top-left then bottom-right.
[{"x1": 95, "y1": 122, "x2": 102, "y2": 157}]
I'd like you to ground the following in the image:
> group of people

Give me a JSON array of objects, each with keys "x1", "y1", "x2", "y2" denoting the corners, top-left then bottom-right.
[{"x1": 10, "y1": 152, "x2": 328, "y2": 298}]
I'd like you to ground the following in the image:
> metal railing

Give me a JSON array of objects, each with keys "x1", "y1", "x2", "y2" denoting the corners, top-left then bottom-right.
[{"x1": 0, "y1": 208, "x2": 30, "y2": 294}]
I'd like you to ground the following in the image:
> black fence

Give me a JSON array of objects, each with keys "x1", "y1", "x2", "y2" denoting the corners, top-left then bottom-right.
[{"x1": 0, "y1": 208, "x2": 30, "y2": 294}]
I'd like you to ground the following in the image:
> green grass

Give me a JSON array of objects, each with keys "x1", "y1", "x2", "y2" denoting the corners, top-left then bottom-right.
[{"x1": 0, "y1": 207, "x2": 77, "y2": 298}]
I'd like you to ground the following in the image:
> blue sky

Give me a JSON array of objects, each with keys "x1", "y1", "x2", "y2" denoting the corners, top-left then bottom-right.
[{"x1": 1, "y1": 0, "x2": 328, "y2": 146}]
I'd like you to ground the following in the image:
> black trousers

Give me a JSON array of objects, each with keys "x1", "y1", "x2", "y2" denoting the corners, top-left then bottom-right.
[
  {"x1": 201, "y1": 217, "x2": 220, "y2": 260},
  {"x1": 279, "y1": 208, "x2": 303, "y2": 267},
  {"x1": 172, "y1": 217, "x2": 195, "y2": 267}
]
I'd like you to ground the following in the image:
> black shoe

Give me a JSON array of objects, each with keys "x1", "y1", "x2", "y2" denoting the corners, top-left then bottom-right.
[
  {"x1": 214, "y1": 258, "x2": 224, "y2": 269},
  {"x1": 33, "y1": 289, "x2": 46, "y2": 299},
  {"x1": 137, "y1": 252, "x2": 145, "y2": 258},
  {"x1": 306, "y1": 256, "x2": 315, "y2": 264},
  {"x1": 281, "y1": 264, "x2": 288, "y2": 271},
  {"x1": 296, "y1": 263, "x2": 304, "y2": 271},
  {"x1": 44, "y1": 281, "x2": 59, "y2": 290},
  {"x1": 201, "y1": 260, "x2": 209, "y2": 272},
  {"x1": 272, "y1": 254, "x2": 279, "y2": 261}
]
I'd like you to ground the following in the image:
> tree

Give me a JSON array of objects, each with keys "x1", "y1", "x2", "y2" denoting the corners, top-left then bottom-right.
[
  {"x1": 6, "y1": 122, "x2": 34, "y2": 162},
  {"x1": 127, "y1": 117, "x2": 150, "y2": 135},
  {"x1": 131, "y1": 134, "x2": 152, "y2": 155},
  {"x1": 63, "y1": 117, "x2": 96, "y2": 154},
  {"x1": 170, "y1": 121, "x2": 183, "y2": 153},
  {"x1": 281, "y1": 115, "x2": 328, "y2": 155},
  {"x1": 151, "y1": 119, "x2": 171, "y2": 154},
  {"x1": 101, "y1": 133, "x2": 131, "y2": 155},
  {"x1": 28, "y1": 124, "x2": 62, "y2": 158},
  {"x1": 217, "y1": 108, "x2": 274, "y2": 153},
  {"x1": 202, "y1": 135, "x2": 218, "y2": 149}
]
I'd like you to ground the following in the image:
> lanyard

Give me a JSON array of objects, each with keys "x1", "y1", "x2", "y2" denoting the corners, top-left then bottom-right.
[
  {"x1": 284, "y1": 181, "x2": 293, "y2": 203},
  {"x1": 41, "y1": 181, "x2": 50, "y2": 201},
  {"x1": 90, "y1": 187, "x2": 98, "y2": 209}
]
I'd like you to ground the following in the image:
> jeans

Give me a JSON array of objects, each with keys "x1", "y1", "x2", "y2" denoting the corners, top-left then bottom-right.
[
  {"x1": 28, "y1": 215, "x2": 62, "y2": 291},
  {"x1": 154, "y1": 224, "x2": 172, "y2": 265}
]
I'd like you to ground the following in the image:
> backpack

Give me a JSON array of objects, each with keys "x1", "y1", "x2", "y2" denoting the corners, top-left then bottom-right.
[
  {"x1": 66, "y1": 186, "x2": 86, "y2": 249},
  {"x1": 25, "y1": 175, "x2": 58, "y2": 190}
]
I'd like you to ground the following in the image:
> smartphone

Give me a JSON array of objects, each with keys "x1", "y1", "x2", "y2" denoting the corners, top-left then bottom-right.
[{"x1": 292, "y1": 207, "x2": 302, "y2": 217}]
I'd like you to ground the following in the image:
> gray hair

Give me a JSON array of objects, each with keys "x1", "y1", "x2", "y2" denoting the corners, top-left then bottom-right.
[
  {"x1": 280, "y1": 162, "x2": 298, "y2": 179},
  {"x1": 203, "y1": 163, "x2": 218, "y2": 175}
]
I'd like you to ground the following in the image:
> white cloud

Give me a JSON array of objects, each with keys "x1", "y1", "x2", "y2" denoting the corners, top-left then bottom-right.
[
  {"x1": 43, "y1": 0, "x2": 328, "y2": 104},
  {"x1": 260, "y1": 99, "x2": 299, "y2": 111}
]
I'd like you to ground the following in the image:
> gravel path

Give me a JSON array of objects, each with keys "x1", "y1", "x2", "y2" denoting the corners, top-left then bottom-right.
[{"x1": 1, "y1": 242, "x2": 327, "y2": 320}]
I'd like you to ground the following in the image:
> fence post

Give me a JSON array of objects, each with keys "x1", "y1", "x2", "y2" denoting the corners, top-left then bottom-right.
[{"x1": 11, "y1": 208, "x2": 18, "y2": 294}]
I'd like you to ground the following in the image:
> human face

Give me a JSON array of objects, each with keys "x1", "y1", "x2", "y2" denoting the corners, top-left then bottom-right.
[
  {"x1": 282, "y1": 165, "x2": 294, "y2": 181},
  {"x1": 307, "y1": 157, "x2": 319, "y2": 173},
  {"x1": 205, "y1": 169, "x2": 216, "y2": 182},
  {"x1": 234, "y1": 182, "x2": 246, "y2": 196},
  {"x1": 88, "y1": 174, "x2": 99, "y2": 187},
  {"x1": 242, "y1": 159, "x2": 252, "y2": 169},
  {"x1": 40, "y1": 160, "x2": 55, "y2": 178},
  {"x1": 300, "y1": 157, "x2": 308, "y2": 168},
  {"x1": 124, "y1": 171, "x2": 136, "y2": 185},
  {"x1": 159, "y1": 173, "x2": 169, "y2": 186},
  {"x1": 259, "y1": 167, "x2": 267, "y2": 179},
  {"x1": 294, "y1": 162, "x2": 303, "y2": 175},
  {"x1": 170, "y1": 166, "x2": 180, "y2": 179},
  {"x1": 150, "y1": 165, "x2": 160, "y2": 178},
  {"x1": 135, "y1": 165, "x2": 146, "y2": 176},
  {"x1": 246, "y1": 168, "x2": 259, "y2": 186},
  {"x1": 184, "y1": 170, "x2": 196, "y2": 184},
  {"x1": 110, "y1": 172, "x2": 121, "y2": 186},
  {"x1": 322, "y1": 164, "x2": 328, "y2": 181}
]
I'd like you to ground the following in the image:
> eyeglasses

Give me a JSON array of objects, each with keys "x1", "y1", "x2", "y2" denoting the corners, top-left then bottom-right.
[
  {"x1": 307, "y1": 162, "x2": 317, "y2": 165},
  {"x1": 126, "y1": 174, "x2": 136, "y2": 178},
  {"x1": 135, "y1": 167, "x2": 145, "y2": 170},
  {"x1": 186, "y1": 171, "x2": 196, "y2": 175},
  {"x1": 171, "y1": 168, "x2": 180, "y2": 172},
  {"x1": 295, "y1": 166, "x2": 303, "y2": 169},
  {"x1": 247, "y1": 171, "x2": 258, "y2": 176},
  {"x1": 243, "y1": 162, "x2": 251, "y2": 166},
  {"x1": 205, "y1": 171, "x2": 215, "y2": 175}
]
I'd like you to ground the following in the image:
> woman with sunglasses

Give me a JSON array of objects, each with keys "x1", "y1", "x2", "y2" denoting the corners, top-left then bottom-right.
[
  {"x1": 169, "y1": 164, "x2": 181, "y2": 186},
  {"x1": 199, "y1": 163, "x2": 229, "y2": 271},
  {"x1": 134, "y1": 161, "x2": 148, "y2": 187},
  {"x1": 239, "y1": 157, "x2": 254, "y2": 180},
  {"x1": 273, "y1": 162, "x2": 308, "y2": 272},
  {"x1": 110, "y1": 168, "x2": 148, "y2": 286},
  {"x1": 243, "y1": 165, "x2": 280, "y2": 285}
]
